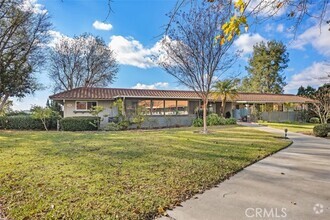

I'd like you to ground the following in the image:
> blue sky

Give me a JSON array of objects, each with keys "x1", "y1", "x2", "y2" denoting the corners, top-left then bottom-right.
[{"x1": 13, "y1": 0, "x2": 330, "y2": 110}]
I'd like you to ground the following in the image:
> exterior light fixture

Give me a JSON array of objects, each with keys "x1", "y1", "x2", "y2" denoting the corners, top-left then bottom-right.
[{"x1": 284, "y1": 128, "x2": 288, "y2": 139}]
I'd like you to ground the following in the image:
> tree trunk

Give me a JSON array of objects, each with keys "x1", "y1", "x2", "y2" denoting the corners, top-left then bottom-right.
[
  {"x1": 0, "y1": 93, "x2": 9, "y2": 111},
  {"x1": 222, "y1": 96, "x2": 227, "y2": 117},
  {"x1": 42, "y1": 119, "x2": 48, "y2": 131},
  {"x1": 203, "y1": 98, "x2": 208, "y2": 134}
]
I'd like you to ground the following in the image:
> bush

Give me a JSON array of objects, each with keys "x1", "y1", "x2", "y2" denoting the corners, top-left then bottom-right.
[
  {"x1": 313, "y1": 124, "x2": 328, "y2": 137},
  {"x1": 193, "y1": 115, "x2": 236, "y2": 127},
  {"x1": 193, "y1": 118, "x2": 203, "y2": 127},
  {"x1": 207, "y1": 113, "x2": 220, "y2": 126},
  {"x1": 105, "y1": 122, "x2": 121, "y2": 131},
  {"x1": 309, "y1": 117, "x2": 320, "y2": 124},
  {"x1": 0, "y1": 116, "x2": 57, "y2": 130},
  {"x1": 60, "y1": 117, "x2": 99, "y2": 131},
  {"x1": 225, "y1": 118, "x2": 237, "y2": 125}
]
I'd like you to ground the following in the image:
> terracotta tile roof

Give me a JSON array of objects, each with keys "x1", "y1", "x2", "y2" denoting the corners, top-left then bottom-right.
[{"x1": 49, "y1": 87, "x2": 314, "y2": 103}]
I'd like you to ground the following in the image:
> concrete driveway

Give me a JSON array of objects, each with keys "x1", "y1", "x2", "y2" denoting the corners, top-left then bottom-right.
[{"x1": 159, "y1": 123, "x2": 330, "y2": 220}]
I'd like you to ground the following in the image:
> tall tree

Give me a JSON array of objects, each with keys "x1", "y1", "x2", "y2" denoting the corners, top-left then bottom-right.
[
  {"x1": 242, "y1": 40, "x2": 289, "y2": 94},
  {"x1": 0, "y1": 0, "x2": 51, "y2": 110},
  {"x1": 212, "y1": 79, "x2": 239, "y2": 117},
  {"x1": 297, "y1": 85, "x2": 316, "y2": 98},
  {"x1": 49, "y1": 33, "x2": 118, "y2": 92},
  {"x1": 160, "y1": 1, "x2": 238, "y2": 133}
]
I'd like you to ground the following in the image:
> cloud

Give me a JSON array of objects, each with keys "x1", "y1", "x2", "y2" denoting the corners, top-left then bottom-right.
[
  {"x1": 246, "y1": 0, "x2": 286, "y2": 17},
  {"x1": 289, "y1": 24, "x2": 330, "y2": 56},
  {"x1": 108, "y1": 35, "x2": 166, "y2": 68},
  {"x1": 93, "y1": 21, "x2": 113, "y2": 31},
  {"x1": 21, "y1": 0, "x2": 47, "y2": 14},
  {"x1": 285, "y1": 62, "x2": 330, "y2": 92},
  {"x1": 276, "y1": 24, "x2": 284, "y2": 32},
  {"x1": 234, "y1": 33, "x2": 266, "y2": 55},
  {"x1": 132, "y1": 82, "x2": 169, "y2": 90},
  {"x1": 47, "y1": 30, "x2": 73, "y2": 48}
]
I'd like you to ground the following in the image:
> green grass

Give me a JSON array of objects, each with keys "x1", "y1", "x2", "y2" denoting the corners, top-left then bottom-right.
[
  {"x1": 0, "y1": 126, "x2": 290, "y2": 219},
  {"x1": 258, "y1": 122, "x2": 318, "y2": 134}
]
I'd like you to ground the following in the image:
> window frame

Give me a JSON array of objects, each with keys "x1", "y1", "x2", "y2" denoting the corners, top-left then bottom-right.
[{"x1": 75, "y1": 101, "x2": 98, "y2": 111}]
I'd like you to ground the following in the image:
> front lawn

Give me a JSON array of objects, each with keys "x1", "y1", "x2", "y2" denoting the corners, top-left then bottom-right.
[
  {"x1": 0, "y1": 126, "x2": 290, "y2": 219},
  {"x1": 258, "y1": 122, "x2": 318, "y2": 135}
]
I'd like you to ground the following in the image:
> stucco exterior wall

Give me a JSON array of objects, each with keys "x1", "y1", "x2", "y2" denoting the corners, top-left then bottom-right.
[{"x1": 63, "y1": 100, "x2": 117, "y2": 128}]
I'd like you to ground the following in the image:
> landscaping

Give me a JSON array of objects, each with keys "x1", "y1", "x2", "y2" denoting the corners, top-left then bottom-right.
[
  {"x1": 0, "y1": 126, "x2": 290, "y2": 219},
  {"x1": 257, "y1": 121, "x2": 320, "y2": 135}
]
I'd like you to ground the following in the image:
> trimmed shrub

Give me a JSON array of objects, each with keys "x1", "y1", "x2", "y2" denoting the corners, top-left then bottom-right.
[
  {"x1": 0, "y1": 116, "x2": 57, "y2": 130},
  {"x1": 60, "y1": 117, "x2": 99, "y2": 131},
  {"x1": 193, "y1": 115, "x2": 236, "y2": 127},
  {"x1": 313, "y1": 124, "x2": 328, "y2": 137},
  {"x1": 105, "y1": 122, "x2": 121, "y2": 131},
  {"x1": 309, "y1": 117, "x2": 320, "y2": 124}
]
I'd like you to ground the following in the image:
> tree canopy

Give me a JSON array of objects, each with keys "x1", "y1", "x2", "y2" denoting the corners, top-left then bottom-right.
[
  {"x1": 0, "y1": 0, "x2": 51, "y2": 110},
  {"x1": 240, "y1": 40, "x2": 289, "y2": 94},
  {"x1": 49, "y1": 33, "x2": 118, "y2": 92}
]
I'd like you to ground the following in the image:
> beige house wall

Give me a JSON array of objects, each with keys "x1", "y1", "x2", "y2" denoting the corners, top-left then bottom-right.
[{"x1": 63, "y1": 100, "x2": 118, "y2": 128}]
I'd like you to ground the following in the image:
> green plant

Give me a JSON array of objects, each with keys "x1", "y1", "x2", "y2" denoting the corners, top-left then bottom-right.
[
  {"x1": 31, "y1": 106, "x2": 54, "y2": 131},
  {"x1": 131, "y1": 106, "x2": 147, "y2": 129},
  {"x1": 60, "y1": 117, "x2": 99, "y2": 131},
  {"x1": 309, "y1": 117, "x2": 320, "y2": 124},
  {"x1": 193, "y1": 118, "x2": 203, "y2": 127},
  {"x1": 225, "y1": 118, "x2": 237, "y2": 125},
  {"x1": 89, "y1": 106, "x2": 105, "y2": 129},
  {"x1": 207, "y1": 113, "x2": 220, "y2": 126},
  {"x1": 313, "y1": 124, "x2": 328, "y2": 137},
  {"x1": 0, "y1": 115, "x2": 57, "y2": 130},
  {"x1": 105, "y1": 122, "x2": 120, "y2": 131}
]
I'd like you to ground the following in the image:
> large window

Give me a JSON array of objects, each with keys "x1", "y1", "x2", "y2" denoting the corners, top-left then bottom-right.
[
  {"x1": 177, "y1": 100, "x2": 188, "y2": 115},
  {"x1": 165, "y1": 100, "x2": 177, "y2": 115},
  {"x1": 76, "y1": 101, "x2": 97, "y2": 111},
  {"x1": 138, "y1": 100, "x2": 151, "y2": 115},
  {"x1": 152, "y1": 100, "x2": 164, "y2": 115}
]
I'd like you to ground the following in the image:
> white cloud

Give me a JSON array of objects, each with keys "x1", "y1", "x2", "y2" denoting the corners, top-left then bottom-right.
[
  {"x1": 289, "y1": 24, "x2": 330, "y2": 56},
  {"x1": 234, "y1": 33, "x2": 266, "y2": 55},
  {"x1": 276, "y1": 24, "x2": 284, "y2": 32},
  {"x1": 246, "y1": 0, "x2": 286, "y2": 17},
  {"x1": 132, "y1": 82, "x2": 169, "y2": 90},
  {"x1": 21, "y1": 0, "x2": 47, "y2": 14},
  {"x1": 285, "y1": 62, "x2": 330, "y2": 92},
  {"x1": 108, "y1": 35, "x2": 167, "y2": 68},
  {"x1": 47, "y1": 30, "x2": 73, "y2": 48},
  {"x1": 92, "y1": 21, "x2": 113, "y2": 31}
]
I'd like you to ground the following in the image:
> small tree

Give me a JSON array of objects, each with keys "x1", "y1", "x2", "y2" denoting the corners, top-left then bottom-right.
[
  {"x1": 310, "y1": 84, "x2": 330, "y2": 124},
  {"x1": 31, "y1": 106, "x2": 54, "y2": 131},
  {"x1": 212, "y1": 79, "x2": 239, "y2": 117},
  {"x1": 131, "y1": 106, "x2": 147, "y2": 129},
  {"x1": 89, "y1": 105, "x2": 105, "y2": 129}
]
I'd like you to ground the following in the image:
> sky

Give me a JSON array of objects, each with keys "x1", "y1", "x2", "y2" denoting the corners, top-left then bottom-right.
[{"x1": 12, "y1": 0, "x2": 330, "y2": 110}]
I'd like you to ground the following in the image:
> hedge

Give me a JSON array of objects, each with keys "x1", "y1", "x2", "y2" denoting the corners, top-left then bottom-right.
[
  {"x1": 193, "y1": 114, "x2": 237, "y2": 127},
  {"x1": 60, "y1": 117, "x2": 99, "y2": 131},
  {"x1": 313, "y1": 124, "x2": 328, "y2": 137},
  {"x1": 0, "y1": 116, "x2": 57, "y2": 130}
]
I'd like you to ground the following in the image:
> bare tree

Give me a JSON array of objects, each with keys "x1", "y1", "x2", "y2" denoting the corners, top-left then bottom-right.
[
  {"x1": 159, "y1": 1, "x2": 238, "y2": 133},
  {"x1": 0, "y1": 0, "x2": 51, "y2": 110},
  {"x1": 311, "y1": 84, "x2": 330, "y2": 124},
  {"x1": 49, "y1": 33, "x2": 118, "y2": 92}
]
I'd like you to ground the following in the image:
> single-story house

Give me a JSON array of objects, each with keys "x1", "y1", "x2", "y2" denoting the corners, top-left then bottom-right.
[{"x1": 49, "y1": 87, "x2": 314, "y2": 128}]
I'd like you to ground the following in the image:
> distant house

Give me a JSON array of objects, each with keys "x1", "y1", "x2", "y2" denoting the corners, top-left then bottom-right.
[{"x1": 49, "y1": 87, "x2": 314, "y2": 128}]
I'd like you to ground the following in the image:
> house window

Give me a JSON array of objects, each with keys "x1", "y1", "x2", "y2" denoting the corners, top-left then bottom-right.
[
  {"x1": 177, "y1": 100, "x2": 188, "y2": 115},
  {"x1": 165, "y1": 100, "x2": 177, "y2": 115},
  {"x1": 76, "y1": 101, "x2": 97, "y2": 111},
  {"x1": 152, "y1": 100, "x2": 164, "y2": 115},
  {"x1": 138, "y1": 100, "x2": 151, "y2": 115}
]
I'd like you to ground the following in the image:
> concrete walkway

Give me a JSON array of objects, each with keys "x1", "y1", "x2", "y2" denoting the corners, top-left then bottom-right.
[{"x1": 159, "y1": 123, "x2": 330, "y2": 220}]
